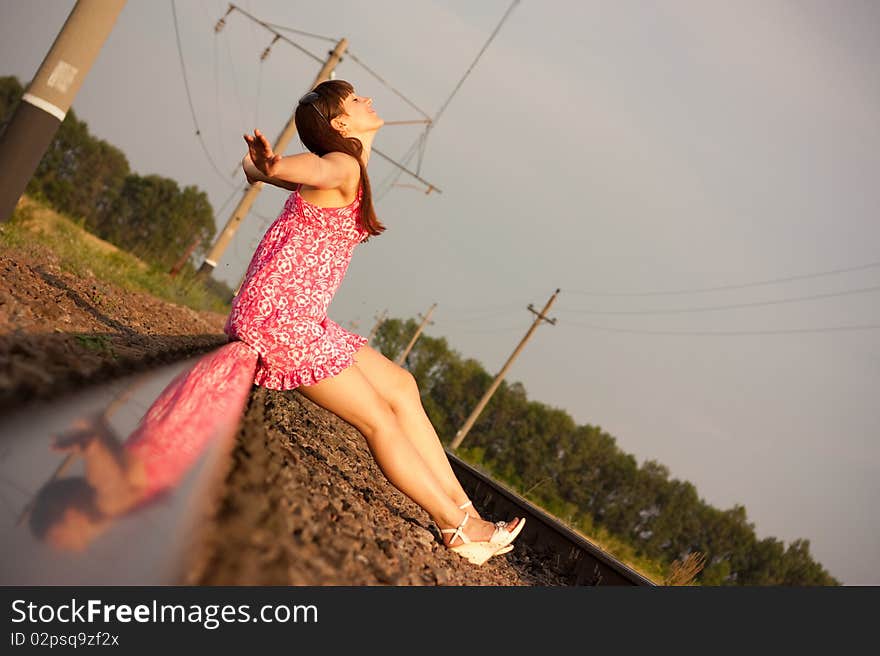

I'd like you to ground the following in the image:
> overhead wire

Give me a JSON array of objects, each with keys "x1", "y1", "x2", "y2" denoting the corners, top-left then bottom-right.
[
  {"x1": 432, "y1": 307, "x2": 524, "y2": 324},
  {"x1": 220, "y1": 25, "x2": 250, "y2": 130},
  {"x1": 211, "y1": 28, "x2": 233, "y2": 171},
  {"x1": 563, "y1": 259, "x2": 880, "y2": 297},
  {"x1": 266, "y1": 23, "x2": 433, "y2": 121},
  {"x1": 555, "y1": 283, "x2": 880, "y2": 316},
  {"x1": 170, "y1": 0, "x2": 239, "y2": 190},
  {"x1": 226, "y1": 3, "x2": 324, "y2": 63},
  {"x1": 263, "y1": 21, "x2": 337, "y2": 43},
  {"x1": 432, "y1": 0, "x2": 521, "y2": 126},
  {"x1": 377, "y1": 0, "x2": 521, "y2": 200},
  {"x1": 375, "y1": 135, "x2": 425, "y2": 201},
  {"x1": 557, "y1": 319, "x2": 880, "y2": 336},
  {"x1": 344, "y1": 50, "x2": 433, "y2": 121}
]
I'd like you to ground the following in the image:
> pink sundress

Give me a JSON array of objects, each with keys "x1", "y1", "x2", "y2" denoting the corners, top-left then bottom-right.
[{"x1": 224, "y1": 182, "x2": 370, "y2": 389}]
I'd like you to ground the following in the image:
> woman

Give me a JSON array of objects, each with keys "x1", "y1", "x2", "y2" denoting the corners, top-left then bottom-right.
[{"x1": 225, "y1": 79, "x2": 524, "y2": 565}]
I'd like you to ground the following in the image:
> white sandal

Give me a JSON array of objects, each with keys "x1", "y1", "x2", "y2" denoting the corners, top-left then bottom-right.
[
  {"x1": 459, "y1": 500, "x2": 513, "y2": 556},
  {"x1": 440, "y1": 511, "x2": 525, "y2": 565}
]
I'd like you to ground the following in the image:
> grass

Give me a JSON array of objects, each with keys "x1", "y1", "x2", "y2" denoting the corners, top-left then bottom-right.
[
  {"x1": 0, "y1": 196, "x2": 231, "y2": 314},
  {"x1": 74, "y1": 334, "x2": 118, "y2": 358}
]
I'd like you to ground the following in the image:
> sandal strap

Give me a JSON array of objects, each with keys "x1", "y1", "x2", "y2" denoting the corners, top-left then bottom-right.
[
  {"x1": 458, "y1": 500, "x2": 473, "y2": 510},
  {"x1": 439, "y1": 512, "x2": 470, "y2": 546}
]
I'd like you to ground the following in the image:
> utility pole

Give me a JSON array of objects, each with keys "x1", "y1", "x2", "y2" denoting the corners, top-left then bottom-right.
[
  {"x1": 449, "y1": 289, "x2": 560, "y2": 451},
  {"x1": 169, "y1": 234, "x2": 203, "y2": 276},
  {"x1": 395, "y1": 303, "x2": 436, "y2": 366},
  {"x1": 367, "y1": 308, "x2": 388, "y2": 344},
  {"x1": 0, "y1": 0, "x2": 126, "y2": 222},
  {"x1": 197, "y1": 37, "x2": 349, "y2": 277}
]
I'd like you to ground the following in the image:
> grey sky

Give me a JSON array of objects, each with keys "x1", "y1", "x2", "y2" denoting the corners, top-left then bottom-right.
[{"x1": 1, "y1": 0, "x2": 878, "y2": 584}]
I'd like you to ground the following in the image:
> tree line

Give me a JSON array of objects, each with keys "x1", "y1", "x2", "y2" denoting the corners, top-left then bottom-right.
[
  {"x1": 375, "y1": 317, "x2": 839, "y2": 585},
  {"x1": 1, "y1": 75, "x2": 218, "y2": 274}
]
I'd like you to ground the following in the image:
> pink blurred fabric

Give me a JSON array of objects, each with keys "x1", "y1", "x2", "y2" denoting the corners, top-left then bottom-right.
[{"x1": 124, "y1": 341, "x2": 259, "y2": 500}]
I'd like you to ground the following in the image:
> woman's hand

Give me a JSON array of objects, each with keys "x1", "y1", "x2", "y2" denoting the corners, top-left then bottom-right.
[{"x1": 244, "y1": 128, "x2": 281, "y2": 177}]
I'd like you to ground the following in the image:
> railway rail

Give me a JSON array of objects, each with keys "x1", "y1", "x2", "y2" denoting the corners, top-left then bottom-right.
[{"x1": 449, "y1": 451, "x2": 656, "y2": 586}]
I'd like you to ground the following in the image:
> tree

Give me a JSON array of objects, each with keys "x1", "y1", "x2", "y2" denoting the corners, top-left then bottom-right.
[
  {"x1": 100, "y1": 174, "x2": 214, "y2": 269},
  {"x1": 0, "y1": 75, "x2": 24, "y2": 135},
  {"x1": 28, "y1": 107, "x2": 130, "y2": 224},
  {"x1": 1, "y1": 74, "x2": 216, "y2": 271}
]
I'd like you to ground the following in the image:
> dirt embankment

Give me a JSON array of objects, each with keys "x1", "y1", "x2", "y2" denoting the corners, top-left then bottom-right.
[
  {"x1": 188, "y1": 387, "x2": 566, "y2": 585},
  {"x1": 0, "y1": 249, "x2": 228, "y2": 412}
]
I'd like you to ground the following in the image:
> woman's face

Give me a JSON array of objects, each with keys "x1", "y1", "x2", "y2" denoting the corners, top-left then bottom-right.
[{"x1": 334, "y1": 91, "x2": 384, "y2": 136}]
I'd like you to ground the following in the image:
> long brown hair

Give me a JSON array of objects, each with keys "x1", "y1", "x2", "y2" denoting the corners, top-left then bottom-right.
[{"x1": 295, "y1": 79, "x2": 385, "y2": 239}]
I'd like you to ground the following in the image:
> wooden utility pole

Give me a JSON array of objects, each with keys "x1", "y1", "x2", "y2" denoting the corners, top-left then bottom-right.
[
  {"x1": 367, "y1": 308, "x2": 388, "y2": 343},
  {"x1": 169, "y1": 234, "x2": 203, "y2": 276},
  {"x1": 395, "y1": 303, "x2": 436, "y2": 366},
  {"x1": 449, "y1": 289, "x2": 560, "y2": 450},
  {"x1": 0, "y1": 0, "x2": 127, "y2": 222},
  {"x1": 197, "y1": 37, "x2": 349, "y2": 277}
]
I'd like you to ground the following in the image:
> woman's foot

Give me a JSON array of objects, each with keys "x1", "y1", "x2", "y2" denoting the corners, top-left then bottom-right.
[
  {"x1": 440, "y1": 513, "x2": 523, "y2": 548},
  {"x1": 439, "y1": 513, "x2": 525, "y2": 565}
]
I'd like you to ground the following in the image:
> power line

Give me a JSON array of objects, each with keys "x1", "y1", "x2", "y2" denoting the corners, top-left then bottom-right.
[
  {"x1": 219, "y1": 6, "x2": 442, "y2": 196},
  {"x1": 375, "y1": 133, "x2": 427, "y2": 201},
  {"x1": 220, "y1": 25, "x2": 250, "y2": 129},
  {"x1": 211, "y1": 29, "x2": 234, "y2": 170},
  {"x1": 214, "y1": 185, "x2": 241, "y2": 217},
  {"x1": 555, "y1": 283, "x2": 880, "y2": 316},
  {"x1": 264, "y1": 21, "x2": 336, "y2": 43},
  {"x1": 345, "y1": 50, "x2": 433, "y2": 121},
  {"x1": 433, "y1": 307, "x2": 524, "y2": 324},
  {"x1": 371, "y1": 146, "x2": 439, "y2": 193},
  {"x1": 254, "y1": 58, "x2": 264, "y2": 128},
  {"x1": 563, "y1": 259, "x2": 880, "y2": 297},
  {"x1": 433, "y1": 0, "x2": 521, "y2": 125},
  {"x1": 170, "y1": 0, "x2": 239, "y2": 190},
  {"x1": 224, "y1": 3, "x2": 324, "y2": 64},
  {"x1": 377, "y1": 1, "x2": 521, "y2": 201},
  {"x1": 415, "y1": 130, "x2": 428, "y2": 176},
  {"x1": 558, "y1": 319, "x2": 880, "y2": 337},
  {"x1": 225, "y1": 2, "x2": 522, "y2": 200},
  {"x1": 266, "y1": 22, "x2": 434, "y2": 121}
]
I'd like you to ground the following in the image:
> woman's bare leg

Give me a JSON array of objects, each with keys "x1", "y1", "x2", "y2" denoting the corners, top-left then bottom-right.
[
  {"x1": 296, "y1": 360, "x2": 516, "y2": 543},
  {"x1": 350, "y1": 345, "x2": 484, "y2": 520}
]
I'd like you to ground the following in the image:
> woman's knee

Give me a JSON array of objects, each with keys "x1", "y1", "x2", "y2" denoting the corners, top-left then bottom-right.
[
  {"x1": 387, "y1": 368, "x2": 420, "y2": 411},
  {"x1": 355, "y1": 398, "x2": 400, "y2": 440}
]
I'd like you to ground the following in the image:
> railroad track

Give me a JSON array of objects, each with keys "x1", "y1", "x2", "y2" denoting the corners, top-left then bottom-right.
[
  {"x1": 448, "y1": 451, "x2": 656, "y2": 586},
  {"x1": 1, "y1": 342, "x2": 655, "y2": 587}
]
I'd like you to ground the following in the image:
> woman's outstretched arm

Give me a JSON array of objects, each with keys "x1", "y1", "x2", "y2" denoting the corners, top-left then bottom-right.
[
  {"x1": 241, "y1": 154, "x2": 300, "y2": 191},
  {"x1": 244, "y1": 128, "x2": 358, "y2": 190}
]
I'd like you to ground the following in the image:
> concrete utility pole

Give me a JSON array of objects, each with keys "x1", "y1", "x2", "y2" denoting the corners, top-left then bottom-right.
[
  {"x1": 0, "y1": 0, "x2": 127, "y2": 223},
  {"x1": 367, "y1": 308, "x2": 388, "y2": 344},
  {"x1": 395, "y1": 303, "x2": 437, "y2": 366},
  {"x1": 449, "y1": 289, "x2": 560, "y2": 451},
  {"x1": 197, "y1": 37, "x2": 349, "y2": 277}
]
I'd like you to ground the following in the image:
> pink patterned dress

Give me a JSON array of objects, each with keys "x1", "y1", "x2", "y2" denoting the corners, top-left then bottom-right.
[{"x1": 224, "y1": 182, "x2": 370, "y2": 389}]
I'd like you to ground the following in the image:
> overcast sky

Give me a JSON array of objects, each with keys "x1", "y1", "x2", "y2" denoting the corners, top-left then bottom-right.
[{"x1": 1, "y1": 0, "x2": 878, "y2": 585}]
